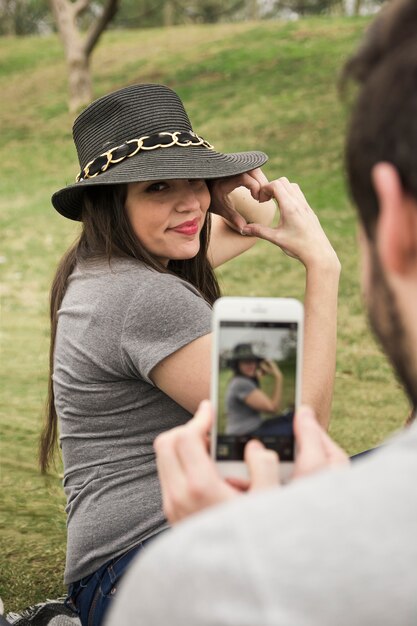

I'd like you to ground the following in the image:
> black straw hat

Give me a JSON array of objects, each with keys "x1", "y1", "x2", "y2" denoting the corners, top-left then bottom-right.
[
  {"x1": 227, "y1": 343, "x2": 264, "y2": 367},
  {"x1": 52, "y1": 83, "x2": 268, "y2": 220}
]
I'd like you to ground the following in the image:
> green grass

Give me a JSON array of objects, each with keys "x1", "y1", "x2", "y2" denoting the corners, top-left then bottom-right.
[{"x1": 0, "y1": 16, "x2": 411, "y2": 613}]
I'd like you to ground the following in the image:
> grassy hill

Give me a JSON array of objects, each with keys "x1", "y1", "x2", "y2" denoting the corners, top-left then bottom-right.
[{"x1": 0, "y1": 17, "x2": 410, "y2": 611}]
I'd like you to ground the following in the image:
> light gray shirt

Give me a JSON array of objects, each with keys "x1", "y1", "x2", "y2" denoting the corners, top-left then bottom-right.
[
  {"x1": 225, "y1": 376, "x2": 261, "y2": 435},
  {"x1": 53, "y1": 257, "x2": 211, "y2": 584},
  {"x1": 106, "y1": 422, "x2": 417, "y2": 626}
]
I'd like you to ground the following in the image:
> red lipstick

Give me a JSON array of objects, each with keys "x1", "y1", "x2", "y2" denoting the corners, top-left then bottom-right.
[{"x1": 170, "y1": 218, "x2": 199, "y2": 236}]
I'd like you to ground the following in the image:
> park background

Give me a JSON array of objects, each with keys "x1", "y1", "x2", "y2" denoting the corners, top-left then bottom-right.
[{"x1": 0, "y1": 0, "x2": 410, "y2": 614}]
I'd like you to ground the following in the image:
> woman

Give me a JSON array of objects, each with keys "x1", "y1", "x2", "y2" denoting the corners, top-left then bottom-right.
[
  {"x1": 225, "y1": 343, "x2": 287, "y2": 436},
  {"x1": 40, "y1": 83, "x2": 340, "y2": 626}
]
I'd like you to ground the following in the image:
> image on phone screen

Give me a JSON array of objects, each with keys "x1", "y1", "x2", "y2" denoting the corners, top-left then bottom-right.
[{"x1": 215, "y1": 321, "x2": 298, "y2": 462}]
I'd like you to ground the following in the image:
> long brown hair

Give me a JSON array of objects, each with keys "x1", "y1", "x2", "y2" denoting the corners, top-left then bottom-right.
[{"x1": 40, "y1": 183, "x2": 220, "y2": 473}]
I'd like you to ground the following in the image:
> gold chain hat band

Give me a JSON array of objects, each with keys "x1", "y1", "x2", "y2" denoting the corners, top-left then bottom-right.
[{"x1": 76, "y1": 130, "x2": 214, "y2": 182}]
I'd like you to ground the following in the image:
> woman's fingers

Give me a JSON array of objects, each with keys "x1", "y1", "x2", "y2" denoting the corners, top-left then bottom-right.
[
  {"x1": 244, "y1": 168, "x2": 270, "y2": 199},
  {"x1": 209, "y1": 168, "x2": 272, "y2": 232},
  {"x1": 262, "y1": 178, "x2": 309, "y2": 213},
  {"x1": 245, "y1": 439, "x2": 280, "y2": 490},
  {"x1": 241, "y1": 222, "x2": 297, "y2": 258},
  {"x1": 242, "y1": 176, "x2": 339, "y2": 268},
  {"x1": 212, "y1": 170, "x2": 264, "y2": 200},
  {"x1": 241, "y1": 222, "x2": 277, "y2": 242}
]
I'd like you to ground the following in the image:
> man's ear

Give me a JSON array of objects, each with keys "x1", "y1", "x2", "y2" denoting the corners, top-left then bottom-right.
[{"x1": 372, "y1": 162, "x2": 417, "y2": 276}]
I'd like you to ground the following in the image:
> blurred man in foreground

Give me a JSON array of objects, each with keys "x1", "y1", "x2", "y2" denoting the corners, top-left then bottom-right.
[{"x1": 107, "y1": 1, "x2": 417, "y2": 624}]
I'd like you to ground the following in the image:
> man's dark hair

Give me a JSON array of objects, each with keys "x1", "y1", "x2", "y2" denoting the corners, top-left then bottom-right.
[{"x1": 342, "y1": 0, "x2": 417, "y2": 239}]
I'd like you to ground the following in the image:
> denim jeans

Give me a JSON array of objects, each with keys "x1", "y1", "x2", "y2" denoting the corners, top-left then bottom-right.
[{"x1": 65, "y1": 536, "x2": 157, "y2": 626}]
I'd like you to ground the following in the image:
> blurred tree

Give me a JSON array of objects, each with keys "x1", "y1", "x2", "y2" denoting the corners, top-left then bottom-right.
[
  {"x1": 271, "y1": 0, "x2": 341, "y2": 15},
  {"x1": 110, "y1": 0, "x2": 165, "y2": 28},
  {"x1": 186, "y1": 0, "x2": 246, "y2": 23},
  {"x1": 164, "y1": 0, "x2": 174, "y2": 25},
  {"x1": 249, "y1": 0, "x2": 259, "y2": 19},
  {"x1": 49, "y1": 0, "x2": 119, "y2": 111},
  {"x1": 0, "y1": 0, "x2": 51, "y2": 35}
]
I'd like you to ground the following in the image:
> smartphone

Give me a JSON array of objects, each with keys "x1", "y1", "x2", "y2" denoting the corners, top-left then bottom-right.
[{"x1": 211, "y1": 296, "x2": 303, "y2": 483}]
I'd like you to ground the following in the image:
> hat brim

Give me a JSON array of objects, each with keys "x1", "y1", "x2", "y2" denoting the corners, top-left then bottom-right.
[
  {"x1": 52, "y1": 145, "x2": 268, "y2": 220},
  {"x1": 227, "y1": 356, "x2": 263, "y2": 367}
]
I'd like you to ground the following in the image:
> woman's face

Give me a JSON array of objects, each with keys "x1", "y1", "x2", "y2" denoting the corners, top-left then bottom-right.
[
  {"x1": 125, "y1": 178, "x2": 211, "y2": 265},
  {"x1": 238, "y1": 359, "x2": 259, "y2": 378}
]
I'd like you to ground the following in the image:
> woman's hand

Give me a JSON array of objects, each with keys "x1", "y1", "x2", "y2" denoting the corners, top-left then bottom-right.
[
  {"x1": 209, "y1": 168, "x2": 271, "y2": 233},
  {"x1": 154, "y1": 400, "x2": 279, "y2": 524},
  {"x1": 242, "y1": 177, "x2": 339, "y2": 270},
  {"x1": 259, "y1": 359, "x2": 282, "y2": 380}
]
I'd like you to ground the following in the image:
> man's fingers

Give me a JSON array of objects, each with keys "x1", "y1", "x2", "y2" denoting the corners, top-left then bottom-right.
[
  {"x1": 318, "y1": 427, "x2": 350, "y2": 466},
  {"x1": 154, "y1": 429, "x2": 188, "y2": 522},
  {"x1": 294, "y1": 405, "x2": 348, "y2": 478},
  {"x1": 245, "y1": 439, "x2": 280, "y2": 490},
  {"x1": 154, "y1": 400, "x2": 210, "y2": 471},
  {"x1": 173, "y1": 401, "x2": 226, "y2": 504},
  {"x1": 293, "y1": 405, "x2": 330, "y2": 475},
  {"x1": 187, "y1": 399, "x2": 213, "y2": 435},
  {"x1": 154, "y1": 401, "x2": 219, "y2": 522}
]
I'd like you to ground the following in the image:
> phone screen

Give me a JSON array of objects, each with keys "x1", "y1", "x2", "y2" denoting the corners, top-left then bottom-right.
[{"x1": 215, "y1": 320, "x2": 298, "y2": 462}]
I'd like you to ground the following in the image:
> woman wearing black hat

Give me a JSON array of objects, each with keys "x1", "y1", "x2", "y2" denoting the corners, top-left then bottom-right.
[
  {"x1": 39, "y1": 83, "x2": 340, "y2": 626},
  {"x1": 225, "y1": 343, "x2": 286, "y2": 436}
]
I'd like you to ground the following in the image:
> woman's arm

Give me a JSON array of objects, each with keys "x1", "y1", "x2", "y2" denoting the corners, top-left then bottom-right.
[
  {"x1": 301, "y1": 259, "x2": 339, "y2": 429},
  {"x1": 243, "y1": 178, "x2": 341, "y2": 429},
  {"x1": 207, "y1": 169, "x2": 276, "y2": 269},
  {"x1": 151, "y1": 333, "x2": 212, "y2": 414},
  {"x1": 244, "y1": 363, "x2": 283, "y2": 414},
  {"x1": 152, "y1": 177, "x2": 339, "y2": 428}
]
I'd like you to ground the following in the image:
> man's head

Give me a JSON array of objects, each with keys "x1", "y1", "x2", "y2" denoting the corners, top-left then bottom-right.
[{"x1": 344, "y1": 0, "x2": 417, "y2": 407}]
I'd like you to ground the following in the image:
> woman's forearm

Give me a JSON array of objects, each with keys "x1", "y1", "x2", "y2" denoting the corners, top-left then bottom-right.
[
  {"x1": 270, "y1": 374, "x2": 283, "y2": 413},
  {"x1": 233, "y1": 176, "x2": 341, "y2": 429},
  {"x1": 302, "y1": 257, "x2": 341, "y2": 429}
]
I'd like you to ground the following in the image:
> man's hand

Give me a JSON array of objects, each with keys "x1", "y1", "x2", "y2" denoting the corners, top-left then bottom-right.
[
  {"x1": 154, "y1": 400, "x2": 279, "y2": 524},
  {"x1": 293, "y1": 405, "x2": 349, "y2": 478},
  {"x1": 154, "y1": 402, "x2": 349, "y2": 525}
]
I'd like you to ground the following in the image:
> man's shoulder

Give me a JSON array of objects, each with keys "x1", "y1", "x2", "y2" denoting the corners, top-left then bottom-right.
[{"x1": 108, "y1": 425, "x2": 417, "y2": 625}]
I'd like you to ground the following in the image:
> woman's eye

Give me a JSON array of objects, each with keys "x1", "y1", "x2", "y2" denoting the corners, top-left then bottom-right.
[{"x1": 146, "y1": 181, "x2": 168, "y2": 193}]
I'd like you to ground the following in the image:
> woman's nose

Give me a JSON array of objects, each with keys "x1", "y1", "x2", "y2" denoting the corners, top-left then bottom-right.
[{"x1": 175, "y1": 183, "x2": 201, "y2": 212}]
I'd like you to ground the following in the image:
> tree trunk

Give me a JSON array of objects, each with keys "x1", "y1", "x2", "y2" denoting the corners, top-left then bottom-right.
[
  {"x1": 67, "y1": 46, "x2": 92, "y2": 112},
  {"x1": 248, "y1": 0, "x2": 259, "y2": 20},
  {"x1": 354, "y1": 0, "x2": 362, "y2": 14},
  {"x1": 2, "y1": 0, "x2": 16, "y2": 35},
  {"x1": 49, "y1": 0, "x2": 119, "y2": 112},
  {"x1": 164, "y1": 0, "x2": 174, "y2": 26}
]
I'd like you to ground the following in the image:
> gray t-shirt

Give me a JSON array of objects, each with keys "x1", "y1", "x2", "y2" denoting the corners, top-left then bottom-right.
[
  {"x1": 53, "y1": 257, "x2": 211, "y2": 584},
  {"x1": 106, "y1": 422, "x2": 417, "y2": 626},
  {"x1": 225, "y1": 376, "x2": 261, "y2": 435}
]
